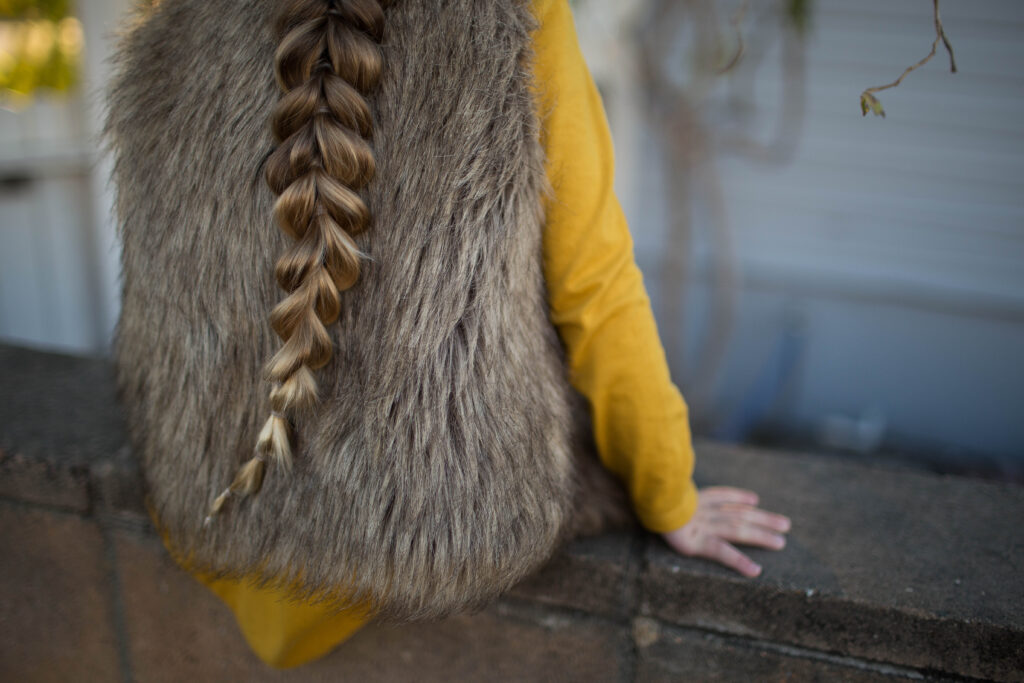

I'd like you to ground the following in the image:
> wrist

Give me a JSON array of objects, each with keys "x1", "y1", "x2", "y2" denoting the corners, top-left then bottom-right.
[{"x1": 635, "y1": 478, "x2": 699, "y2": 534}]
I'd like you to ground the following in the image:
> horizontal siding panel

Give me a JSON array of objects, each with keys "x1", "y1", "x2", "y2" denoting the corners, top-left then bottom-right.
[
  {"x1": 622, "y1": 0, "x2": 1024, "y2": 459},
  {"x1": 815, "y1": 1, "x2": 1024, "y2": 28}
]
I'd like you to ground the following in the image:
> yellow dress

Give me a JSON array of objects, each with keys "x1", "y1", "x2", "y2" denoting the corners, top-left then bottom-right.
[{"x1": 153, "y1": 0, "x2": 699, "y2": 668}]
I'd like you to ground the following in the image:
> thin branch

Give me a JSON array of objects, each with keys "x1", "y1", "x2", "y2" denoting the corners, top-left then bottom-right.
[
  {"x1": 933, "y1": 0, "x2": 957, "y2": 73},
  {"x1": 860, "y1": 0, "x2": 956, "y2": 117}
]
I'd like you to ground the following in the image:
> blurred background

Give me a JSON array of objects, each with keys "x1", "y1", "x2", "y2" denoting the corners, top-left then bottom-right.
[{"x1": 0, "y1": 0, "x2": 1021, "y2": 480}]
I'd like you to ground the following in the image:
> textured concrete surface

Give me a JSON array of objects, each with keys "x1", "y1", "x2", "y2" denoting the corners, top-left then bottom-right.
[
  {"x1": 508, "y1": 531, "x2": 638, "y2": 618},
  {"x1": 644, "y1": 441, "x2": 1024, "y2": 681},
  {"x1": 3, "y1": 342, "x2": 1024, "y2": 681},
  {"x1": 0, "y1": 450, "x2": 91, "y2": 512},
  {"x1": 316, "y1": 602, "x2": 625, "y2": 682},
  {"x1": 0, "y1": 503, "x2": 121, "y2": 683},
  {"x1": 0, "y1": 345, "x2": 128, "y2": 467},
  {"x1": 632, "y1": 619, "x2": 901, "y2": 683},
  {"x1": 114, "y1": 527, "x2": 625, "y2": 682},
  {"x1": 114, "y1": 529, "x2": 271, "y2": 682}
]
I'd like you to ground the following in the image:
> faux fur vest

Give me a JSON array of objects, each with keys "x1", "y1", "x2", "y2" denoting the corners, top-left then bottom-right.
[{"x1": 105, "y1": 0, "x2": 631, "y2": 621}]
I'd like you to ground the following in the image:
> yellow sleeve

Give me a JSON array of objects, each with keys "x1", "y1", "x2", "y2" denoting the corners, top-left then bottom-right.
[{"x1": 529, "y1": 0, "x2": 699, "y2": 533}]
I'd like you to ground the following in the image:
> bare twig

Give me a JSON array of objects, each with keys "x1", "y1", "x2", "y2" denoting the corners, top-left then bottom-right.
[
  {"x1": 860, "y1": 0, "x2": 956, "y2": 117},
  {"x1": 933, "y1": 0, "x2": 957, "y2": 73}
]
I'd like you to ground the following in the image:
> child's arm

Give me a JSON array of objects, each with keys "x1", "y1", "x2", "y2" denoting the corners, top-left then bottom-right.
[{"x1": 530, "y1": 0, "x2": 790, "y2": 576}]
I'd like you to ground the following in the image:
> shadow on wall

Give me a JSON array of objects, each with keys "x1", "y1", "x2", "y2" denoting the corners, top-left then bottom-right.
[{"x1": 573, "y1": 0, "x2": 1024, "y2": 479}]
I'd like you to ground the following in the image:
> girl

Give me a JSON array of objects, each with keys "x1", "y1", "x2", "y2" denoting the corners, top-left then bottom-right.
[{"x1": 106, "y1": 0, "x2": 791, "y2": 669}]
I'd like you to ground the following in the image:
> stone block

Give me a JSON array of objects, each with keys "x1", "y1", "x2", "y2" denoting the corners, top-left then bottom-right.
[
  {"x1": 90, "y1": 453, "x2": 146, "y2": 515},
  {"x1": 633, "y1": 619, "x2": 905, "y2": 682},
  {"x1": 0, "y1": 345, "x2": 128, "y2": 468},
  {"x1": 113, "y1": 528, "x2": 626, "y2": 682},
  {"x1": 317, "y1": 602, "x2": 625, "y2": 682},
  {"x1": 642, "y1": 442, "x2": 1024, "y2": 682},
  {"x1": 508, "y1": 531, "x2": 638, "y2": 618},
  {"x1": 112, "y1": 529, "x2": 277, "y2": 682},
  {"x1": 7, "y1": 343, "x2": 1024, "y2": 681},
  {"x1": 0, "y1": 449, "x2": 90, "y2": 512},
  {"x1": 0, "y1": 503, "x2": 120, "y2": 682}
]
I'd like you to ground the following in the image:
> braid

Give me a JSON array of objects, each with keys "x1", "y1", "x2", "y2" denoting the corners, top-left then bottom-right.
[{"x1": 205, "y1": 0, "x2": 385, "y2": 526}]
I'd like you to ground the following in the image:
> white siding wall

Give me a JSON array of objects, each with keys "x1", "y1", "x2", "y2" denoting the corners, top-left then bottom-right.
[
  {"x1": 0, "y1": 100, "x2": 98, "y2": 351},
  {"x1": 576, "y1": 0, "x2": 1024, "y2": 464},
  {"x1": 0, "y1": 0, "x2": 127, "y2": 354}
]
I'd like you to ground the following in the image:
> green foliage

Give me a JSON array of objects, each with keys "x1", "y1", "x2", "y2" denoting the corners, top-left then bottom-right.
[
  {"x1": 0, "y1": 0, "x2": 70, "y2": 21},
  {"x1": 0, "y1": 1, "x2": 81, "y2": 100}
]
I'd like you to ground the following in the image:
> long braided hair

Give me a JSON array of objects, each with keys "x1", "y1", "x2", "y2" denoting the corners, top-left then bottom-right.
[{"x1": 205, "y1": 0, "x2": 385, "y2": 524}]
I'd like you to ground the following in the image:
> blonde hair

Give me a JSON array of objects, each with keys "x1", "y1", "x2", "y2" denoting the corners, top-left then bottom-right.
[{"x1": 205, "y1": 0, "x2": 384, "y2": 525}]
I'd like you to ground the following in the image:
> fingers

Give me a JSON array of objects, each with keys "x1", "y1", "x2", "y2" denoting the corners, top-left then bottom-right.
[
  {"x1": 699, "y1": 486, "x2": 759, "y2": 506},
  {"x1": 662, "y1": 486, "x2": 795, "y2": 578},
  {"x1": 704, "y1": 501, "x2": 791, "y2": 549},
  {"x1": 706, "y1": 537, "x2": 761, "y2": 578},
  {"x1": 706, "y1": 516, "x2": 786, "y2": 550},
  {"x1": 715, "y1": 504, "x2": 792, "y2": 533},
  {"x1": 659, "y1": 527, "x2": 763, "y2": 577},
  {"x1": 699, "y1": 486, "x2": 792, "y2": 535}
]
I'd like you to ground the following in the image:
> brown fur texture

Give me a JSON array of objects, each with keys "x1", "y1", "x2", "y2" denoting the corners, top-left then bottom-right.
[
  {"x1": 105, "y1": 0, "x2": 633, "y2": 623},
  {"x1": 205, "y1": 0, "x2": 388, "y2": 525}
]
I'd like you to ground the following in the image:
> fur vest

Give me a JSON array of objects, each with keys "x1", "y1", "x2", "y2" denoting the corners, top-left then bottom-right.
[{"x1": 105, "y1": 0, "x2": 631, "y2": 622}]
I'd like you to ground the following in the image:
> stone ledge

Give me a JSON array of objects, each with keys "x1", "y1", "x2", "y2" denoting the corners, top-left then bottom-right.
[
  {"x1": 508, "y1": 531, "x2": 639, "y2": 619},
  {"x1": 0, "y1": 502, "x2": 122, "y2": 682},
  {"x1": 0, "y1": 344, "x2": 128, "y2": 467},
  {"x1": 0, "y1": 343, "x2": 142, "y2": 518},
  {"x1": 631, "y1": 618, "x2": 921, "y2": 682},
  {"x1": 644, "y1": 442, "x2": 1024, "y2": 681},
  {"x1": 2, "y1": 342, "x2": 1022, "y2": 681},
  {"x1": 0, "y1": 449, "x2": 91, "y2": 512}
]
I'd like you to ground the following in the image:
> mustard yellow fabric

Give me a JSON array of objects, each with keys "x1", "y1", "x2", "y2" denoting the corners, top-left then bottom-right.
[
  {"x1": 153, "y1": 0, "x2": 699, "y2": 668},
  {"x1": 531, "y1": 0, "x2": 699, "y2": 535},
  {"x1": 192, "y1": 573, "x2": 373, "y2": 669}
]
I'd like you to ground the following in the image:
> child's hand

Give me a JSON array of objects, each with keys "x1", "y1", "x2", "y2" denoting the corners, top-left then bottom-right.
[{"x1": 659, "y1": 486, "x2": 791, "y2": 578}]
